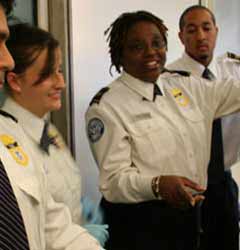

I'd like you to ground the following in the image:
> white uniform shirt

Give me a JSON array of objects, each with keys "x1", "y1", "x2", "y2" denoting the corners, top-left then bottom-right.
[
  {"x1": 86, "y1": 71, "x2": 240, "y2": 203},
  {"x1": 0, "y1": 111, "x2": 101, "y2": 250},
  {"x1": 167, "y1": 52, "x2": 240, "y2": 169},
  {"x1": 3, "y1": 97, "x2": 82, "y2": 225}
]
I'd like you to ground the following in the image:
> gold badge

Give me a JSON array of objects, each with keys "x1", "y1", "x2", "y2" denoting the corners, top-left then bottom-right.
[
  {"x1": 0, "y1": 134, "x2": 29, "y2": 166},
  {"x1": 171, "y1": 88, "x2": 189, "y2": 107}
]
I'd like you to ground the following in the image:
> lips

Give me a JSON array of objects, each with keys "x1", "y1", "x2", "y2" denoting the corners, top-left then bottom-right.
[
  {"x1": 144, "y1": 60, "x2": 160, "y2": 70},
  {"x1": 49, "y1": 92, "x2": 61, "y2": 99},
  {"x1": 197, "y1": 43, "x2": 209, "y2": 51}
]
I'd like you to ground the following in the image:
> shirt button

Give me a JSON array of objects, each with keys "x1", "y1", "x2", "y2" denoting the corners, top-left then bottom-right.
[{"x1": 189, "y1": 152, "x2": 193, "y2": 158}]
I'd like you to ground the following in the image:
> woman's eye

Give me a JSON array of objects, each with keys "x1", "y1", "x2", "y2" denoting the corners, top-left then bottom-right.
[
  {"x1": 152, "y1": 40, "x2": 165, "y2": 49},
  {"x1": 128, "y1": 43, "x2": 144, "y2": 51}
]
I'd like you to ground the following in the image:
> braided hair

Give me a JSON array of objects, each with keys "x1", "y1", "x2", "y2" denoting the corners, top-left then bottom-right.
[{"x1": 104, "y1": 10, "x2": 168, "y2": 75}]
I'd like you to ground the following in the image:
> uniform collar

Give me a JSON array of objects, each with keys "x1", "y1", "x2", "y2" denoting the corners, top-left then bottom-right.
[
  {"x1": 2, "y1": 98, "x2": 46, "y2": 144},
  {"x1": 182, "y1": 52, "x2": 218, "y2": 79},
  {"x1": 120, "y1": 71, "x2": 163, "y2": 101}
]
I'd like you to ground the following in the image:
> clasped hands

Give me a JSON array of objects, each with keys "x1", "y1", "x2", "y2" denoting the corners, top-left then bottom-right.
[{"x1": 157, "y1": 175, "x2": 205, "y2": 209}]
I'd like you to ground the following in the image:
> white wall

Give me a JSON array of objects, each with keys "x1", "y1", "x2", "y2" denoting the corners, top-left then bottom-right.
[
  {"x1": 212, "y1": 0, "x2": 240, "y2": 188},
  {"x1": 69, "y1": 0, "x2": 198, "y2": 201},
  {"x1": 213, "y1": 0, "x2": 240, "y2": 56}
]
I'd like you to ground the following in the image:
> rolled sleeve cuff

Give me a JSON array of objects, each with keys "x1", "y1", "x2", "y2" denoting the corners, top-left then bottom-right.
[{"x1": 137, "y1": 175, "x2": 162, "y2": 201}]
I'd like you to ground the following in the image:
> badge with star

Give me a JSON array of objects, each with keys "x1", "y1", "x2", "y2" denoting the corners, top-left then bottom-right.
[
  {"x1": 171, "y1": 88, "x2": 189, "y2": 107},
  {"x1": 0, "y1": 134, "x2": 29, "y2": 166}
]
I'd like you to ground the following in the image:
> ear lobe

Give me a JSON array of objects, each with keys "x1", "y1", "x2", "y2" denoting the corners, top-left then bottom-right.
[{"x1": 6, "y1": 72, "x2": 22, "y2": 93}]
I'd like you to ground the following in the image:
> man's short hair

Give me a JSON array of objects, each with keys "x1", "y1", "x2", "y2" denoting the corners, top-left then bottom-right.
[
  {"x1": 179, "y1": 5, "x2": 216, "y2": 31},
  {"x1": 0, "y1": 0, "x2": 15, "y2": 15}
]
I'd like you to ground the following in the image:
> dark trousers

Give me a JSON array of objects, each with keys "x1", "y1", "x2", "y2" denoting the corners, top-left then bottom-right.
[
  {"x1": 101, "y1": 198, "x2": 200, "y2": 250},
  {"x1": 200, "y1": 171, "x2": 239, "y2": 250}
]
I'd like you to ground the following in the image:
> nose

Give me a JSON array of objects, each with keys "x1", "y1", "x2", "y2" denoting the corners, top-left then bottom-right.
[
  {"x1": 0, "y1": 44, "x2": 15, "y2": 72},
  {"x1": 144, "y1": 44, "x2": 156, "y2": 56},
  {"x1": 55, "y1": 72, "x2": 66, "y2": 90},
  {"x1": 196, "y1": 28, "x2": 206, "y2": 40}
]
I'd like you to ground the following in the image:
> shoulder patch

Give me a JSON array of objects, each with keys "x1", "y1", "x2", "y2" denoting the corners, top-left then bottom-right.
[
  {"x1": 89, "y1": 87, "x2": 109, "y2": 106},
  {"x1": 164, "y1": 68, "x2": 191, "y2": 77},
  {"x1": 0, "y1": 134, "x2": 29, "y2": 166},
  {"x1": 227, "y1": 52, "x2": 240, "y2": 61},
  {"x1": 87, "y1": 118, "x2": 104, "y2": 143}
]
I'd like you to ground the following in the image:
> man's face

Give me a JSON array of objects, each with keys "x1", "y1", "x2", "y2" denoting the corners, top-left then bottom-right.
[
  {"x1": 0, "y1": 6, "x2": 14, "y2": 88},
  {"x1": 179, "y1": 9, "x2": 218, "y2": 66}
]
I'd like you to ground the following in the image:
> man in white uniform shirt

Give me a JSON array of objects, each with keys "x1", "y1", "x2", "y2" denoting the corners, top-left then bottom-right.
[
  {"x1": 167, "y1": 5, "x2": 239, "y2": 250},
  {"x1": 0, "y1": 1, "x2": 105, "y2": 250}
]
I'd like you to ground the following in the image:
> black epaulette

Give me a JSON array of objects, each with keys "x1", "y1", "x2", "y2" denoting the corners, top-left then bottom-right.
[
  {"x1": 89, "y1": 87, "x2": 109, "y2": 106},
  {"x1": 163, "y1": 68, "x2": 191, "y2": 77},
  {"x1": 0, "y1": 110, "x2": 18, "y2": 123},
  {"x1": 227, "y1": 52, "x2": 240, "y2": 61}
]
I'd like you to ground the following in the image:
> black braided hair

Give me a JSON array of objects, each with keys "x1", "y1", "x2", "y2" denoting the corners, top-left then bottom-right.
[{"x1": 104, "y1": 10, "x2": 168, "y2": 75}]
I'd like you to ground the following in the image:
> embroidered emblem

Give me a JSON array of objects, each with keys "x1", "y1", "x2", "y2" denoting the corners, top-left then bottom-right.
[
  {"x1": 88, "y1": 118, "x2": 104, "y2": 143},
  {"x1": 0, "y1": 134, "x2": 29, "y2": 166},
  {"x1": 172, "y1": 88, "x2": 189, "y2": 107}
]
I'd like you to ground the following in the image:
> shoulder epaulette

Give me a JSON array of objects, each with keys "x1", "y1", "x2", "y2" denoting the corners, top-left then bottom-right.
[
  {"x1": 227, "y1": 52, "x2": 240, "y2": 61},
  {"x1": 163, "y1": 68, "x2": 191, "y2": 77},
  {"x1": 0, "y1": 110, "x2": 18, "y2": 123},
  {"x1": 89, "y1": 87, "x2": 109, "y2": 106}
]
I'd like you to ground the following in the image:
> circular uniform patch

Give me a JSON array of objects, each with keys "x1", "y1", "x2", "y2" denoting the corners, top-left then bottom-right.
[{"x1": 88, "y1": 118, "x2": 104, "y2": 143}]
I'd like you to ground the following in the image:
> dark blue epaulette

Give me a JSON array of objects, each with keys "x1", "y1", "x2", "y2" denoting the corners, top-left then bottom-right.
[
  {"x1": 163, "y1": 68, "x2": 191, "y2": 77},
  {"x1": 227, "y1": 52, "x2": 240, "y2": 61},
  {"x1": 0, "y1": 110, "x2": 18, "y2": 123},
  {"x1": 89, "y1": 87, "x2": 109, "y2": 106}
]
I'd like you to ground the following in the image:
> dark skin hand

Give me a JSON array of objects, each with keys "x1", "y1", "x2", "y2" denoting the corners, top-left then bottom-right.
[{"x1": 158, "y1": 175, "x2": 205, "y2": 209}]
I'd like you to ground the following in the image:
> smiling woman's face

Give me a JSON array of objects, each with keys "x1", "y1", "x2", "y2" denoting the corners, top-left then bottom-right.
[
  {"x1": 10, "y1": 47, "x2": 65, "y2": 118},
  {"x1": 121, "y1": 21, "x2": 166, "y2": 83}
]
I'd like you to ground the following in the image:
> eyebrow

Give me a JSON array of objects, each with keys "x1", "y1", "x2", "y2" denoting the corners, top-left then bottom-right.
[{"x1": 186, "y1": 21, "x2": 212, "y2": 27}]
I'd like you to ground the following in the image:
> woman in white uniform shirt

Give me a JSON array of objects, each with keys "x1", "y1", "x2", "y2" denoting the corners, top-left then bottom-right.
[
  {"x1": 4, "y1": 23, "x2": 108, "y2": 247},
  {"x1": 86, "y1": 10, "x2": 240, "y2": 250}
]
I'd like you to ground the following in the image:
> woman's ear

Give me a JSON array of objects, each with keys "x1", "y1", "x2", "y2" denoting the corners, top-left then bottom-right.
[{"x1": 6, "y1": 72, "x2": 22, "y2": 93}]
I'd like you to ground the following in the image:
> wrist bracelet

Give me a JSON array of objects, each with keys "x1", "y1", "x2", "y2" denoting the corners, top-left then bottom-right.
[{"x1": 151, "y1": 176, "x2": 161, "y2": 198}]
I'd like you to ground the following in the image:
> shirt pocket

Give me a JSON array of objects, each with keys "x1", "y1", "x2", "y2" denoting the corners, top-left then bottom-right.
[
  {"x1": 129, "y1": 117, "x2": 177, "y2": 159},
  {"x1": 17, "y1": 177, "x2": 41, "y2": 204},
  {"x1": 178, "y1": 105, "x2": 204, "y2": 123}
]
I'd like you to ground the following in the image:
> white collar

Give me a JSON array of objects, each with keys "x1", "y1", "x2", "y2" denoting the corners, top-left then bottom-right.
[
  {"x1": 2, "y1": 97, "x2": 46, "y2": 144},
  {"x1": 182, "y1": 52, "x2": 218, "y2": 78}
]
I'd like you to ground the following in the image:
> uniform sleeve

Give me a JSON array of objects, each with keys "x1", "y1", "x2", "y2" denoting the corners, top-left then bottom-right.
[
  {"x1": 207, "y1": 77, "x2": 240, "y2": 119},
  {"x1": 189, "y1": 76, "x2": 240, "y2": 120},
  {"x1": 85, "y1": 104, "x2": 155, "y2": 203},
  {"x1": 45, "y1": 189, "x2": 102, "y2": 250}
]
